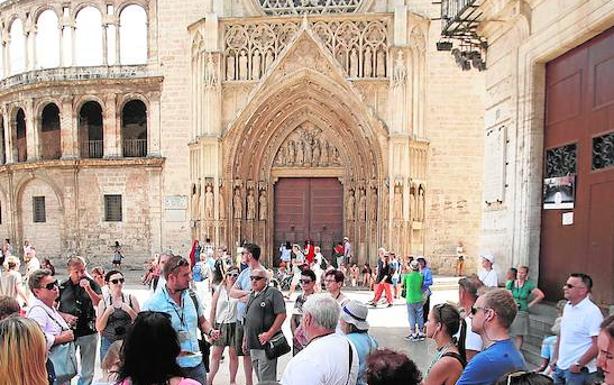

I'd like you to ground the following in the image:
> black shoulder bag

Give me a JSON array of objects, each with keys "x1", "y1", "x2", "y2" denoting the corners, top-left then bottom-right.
[
  {"x1": 247, "y1": 287, "x2": 291, "y2": 360},
  {"x1": 188, "y1": 289, "x2": 211, "y2": 372}
]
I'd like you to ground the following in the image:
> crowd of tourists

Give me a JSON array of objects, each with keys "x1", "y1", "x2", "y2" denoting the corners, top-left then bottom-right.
[{"x1": 0, "y1": 239, "x2": 613, "y2": 385}]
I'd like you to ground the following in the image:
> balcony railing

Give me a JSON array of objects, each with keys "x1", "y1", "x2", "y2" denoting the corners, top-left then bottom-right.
[
  {"x1": 81, "y1": 140, "x2": 104, "y2": 159},
  {"x1": 441, "y1": 0, "x2": 477, "y2": 31},
  {"x1": 122, "y1": 139, "x2": 147, "y2": 157},
  {"x1": 0, "y1": 65, "x2": 154, "y2": 90}
]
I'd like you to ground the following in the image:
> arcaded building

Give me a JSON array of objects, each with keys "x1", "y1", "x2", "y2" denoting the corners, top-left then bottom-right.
[{"x1": 0, "y1": 0, "x2": 486, "y2": 269}]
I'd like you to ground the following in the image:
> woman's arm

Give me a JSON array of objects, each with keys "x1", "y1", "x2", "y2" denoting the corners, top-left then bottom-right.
[
  {"x1": 96, "y1": 300, "x2": 114, "y2": 332},
  {"x1": 210, "y1": 287, "x2": 221, "y2": 324},
  {"x1": 528, "y1": 287, "x2": 545, "y2": 308}
]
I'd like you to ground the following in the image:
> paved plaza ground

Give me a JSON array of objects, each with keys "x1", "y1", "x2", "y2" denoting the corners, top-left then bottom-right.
[{"x1": 87, "y1": 278, "x2": 460, "y2": 384}]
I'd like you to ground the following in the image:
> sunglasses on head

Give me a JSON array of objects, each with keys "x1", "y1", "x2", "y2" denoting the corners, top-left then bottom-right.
[
  {"x1": 110, "y1": 278, "x2": 125, "y2": 284},
  {"x1": 170, "y1": 258, "x2": 189, "y2": 272},
  {"x1": 42, "y1": 280, "x2": 58, "y2": 290},
  {"x1": 250, "y1": 276, "x2": 265, "y2": 281}
]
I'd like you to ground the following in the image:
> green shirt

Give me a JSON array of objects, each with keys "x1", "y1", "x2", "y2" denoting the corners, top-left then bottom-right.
[
  {"x1": 505, "y1": 280, "x2": 536, "y2": 311},
  {"x1": 403, "y1": 272, "x2": 423, "y2": 304}
]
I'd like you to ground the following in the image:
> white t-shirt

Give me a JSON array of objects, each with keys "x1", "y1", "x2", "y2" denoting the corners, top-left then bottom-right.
[
  {"x1": 281, "y1": 333, "x2": 359, "y2": 385},
  {"x1": 464, "y1": 315, "x2": 483, "y2": 353},
  {"x1": 558, "y1": 297, "x2": 603, "y2": 372},
  {"x1": 478, "y1": 269, "x2": 498, "y2": 287}
]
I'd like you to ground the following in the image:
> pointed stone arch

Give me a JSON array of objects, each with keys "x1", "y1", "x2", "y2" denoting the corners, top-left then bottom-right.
[{"x1": 221, "y1": 26, "x2": 387, "y2": 263}]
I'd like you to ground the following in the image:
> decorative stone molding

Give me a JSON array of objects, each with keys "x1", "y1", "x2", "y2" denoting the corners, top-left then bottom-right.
[
  {"x1": 222, "y1": 16, "x2": 389, "y2": 81},
  {"x1": 256, "y1": 0, "x2": 364, "y2": 15}
]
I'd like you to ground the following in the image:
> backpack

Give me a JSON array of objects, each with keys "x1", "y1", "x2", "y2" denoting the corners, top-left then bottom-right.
[{"x1": 192, "y1": 264, "x2": 203, "y2": 282}]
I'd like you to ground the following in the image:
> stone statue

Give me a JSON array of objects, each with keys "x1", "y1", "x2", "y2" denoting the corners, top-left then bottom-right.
[
  {"x1": 376, "y1": 49, "x2": 386, "y2": 78},
  {"x1": 252, "y1": 49, "x2": 261, "y2": 80},
  {"x1": 312, "y1": 139, "x2": 321, "y2": 166},
  {"x1": 383, "y1": 186, "x2": 389, "y2": 220},
  {"x1": 287, "y1": 140, "x2": 295, "y2": 165},
  {"x1": 265, "y1": 49, "x2": 274, "y2": 72},
  {"x1": 296, "y1": 139, "x2": 304, "y2": 165},
  {"x1": 369, "y1": 189, "x2": 377, "y2": 220},
  {"x1": 357, "y1": 189, "x2": 367, "y2": 221},
  {"x1": 347, "y1": 189, "x2": 356, "y2": 221},
  {"x1": 350, "y1": 48, "x2": 359, "y2": 78},
  {"x1": 321, "y1": 142, "x2": 330, "y2": 166},
  {"x1": 364, "y1": 47, "x2": 373, "y2": 78},
  {"x1": 393, "y1": 185, "x2": 403, "y2": 220},
  {"x1": 204, "y1": 184, "x2": 214, "y2": 220},
  {"x1": 418, "y1": 187, "x2": 425, "y2": 221},
  {"x1": 204, "y1": 53, "x2": 217, "y2": 89},
  {"x1": 275, "y1": 146, "x2": 285, "y2": 166},
  {"x1": 226, "y1": 54, "x2": 235, "y2": 81},
  {"x1": 410, "y1": 187, "x2": 416, "y2": 221},
  {"x1": 304, "y1": 137, "x2": 312, "y2": 166},
  {"x1": 238, "y1": 50, "x2": 248, "y2": 81},
  {"x1": 191, "y1": 183, "x2": 200, "y2": 219},
  {"x1": 392, "y1": 50, "x2": 406, "y2": 88},
  {"x1": 233, "y1": 187, "x2": 243, "y2": 219},
  {"x1": 258, "y1": 190, "x2": 267, "y2": 220},
  {"x1": 331, "y1": 147, "x2": 340, "y2": 165},
  {"x1": 246, "y1": 188, "x2": 256, "y2": 220},
  {"x1": 219, "y1": 186, "x2": 226, "y2": 219}
]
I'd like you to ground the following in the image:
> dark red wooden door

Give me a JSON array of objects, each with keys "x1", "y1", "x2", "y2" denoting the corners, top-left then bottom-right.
[
  {"x1": 541, "y1": 26, "x2": 614, "y2": 305},
  {"x1": 274, "y1": 178, "x2": 343, "y2": 264}
]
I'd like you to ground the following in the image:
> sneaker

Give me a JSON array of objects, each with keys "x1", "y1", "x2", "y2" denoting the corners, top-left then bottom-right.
[
  {"x1": 417, "y1": 333, "x2": 426, "y2": 341},
  {"x1": 403, "y1": 334, "x2": 415, "y2": 341},
  {"x1": 386, "y1": 303, "x2": 393, "y2": 308}
]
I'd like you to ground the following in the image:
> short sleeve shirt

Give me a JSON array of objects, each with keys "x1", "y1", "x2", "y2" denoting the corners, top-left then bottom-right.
[
  {"x1": 558, "y1": 297, "x2": 603, "y2": 372},
  {"x1": 505, "y1": 280, "x2": 536, "y2": 311},
  {"x1": 244, "y1": 286, "x2": 286, "y2": 350},
  {"x1": 456, "y1": 339, "x2": 526, "y2": 385},
  {"x1": 58, "y1": 277, "x2": 102, "y2": 337},
  {"x1": 142, "y1": 287, "x2": 204, "y2": 368}
]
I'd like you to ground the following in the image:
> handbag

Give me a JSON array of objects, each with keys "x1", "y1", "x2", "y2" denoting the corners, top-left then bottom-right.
[
  {"x1": 188, "y1": 290, "x2": 211, "y2": 372},
  {"x1": 49, "y1": 341, "x2": 78, "y2": 384},
  {"x1": 31, "y1": 306, "x2": 78, "y2": 384},
  {"x1": 264, "y1": 330, "x2": 291, "y2": 360}
]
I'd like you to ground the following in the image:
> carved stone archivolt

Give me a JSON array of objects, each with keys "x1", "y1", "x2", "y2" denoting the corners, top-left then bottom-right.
[
  {"x1": 223, "y1": 17, "x2": 389, "y2": 81},
  {"x1": 273, "y1": 123, "x2": 342, "y2": 167}
]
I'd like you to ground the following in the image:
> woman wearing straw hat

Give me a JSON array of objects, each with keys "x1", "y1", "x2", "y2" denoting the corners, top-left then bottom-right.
[{"x1": 339, "y1": 300, "x2": 379, "y2": 385}]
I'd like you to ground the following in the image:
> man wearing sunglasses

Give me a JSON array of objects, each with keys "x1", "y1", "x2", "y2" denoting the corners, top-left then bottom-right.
[
  {"x1": 457, "y1": 288, "x2": 526, "y2": 385},
  {"x1": 143, "y1": 255, "x2": 220, "y2": 384},
  {"x1": 243, "y1": 267, "x2": 286, "y2": 382},
  {"x1": 551, "y1": 273, "x2": 603, "y2": 385},
  {"x1": 230, "y1": 243, "x2": 267, "y2": 385}
]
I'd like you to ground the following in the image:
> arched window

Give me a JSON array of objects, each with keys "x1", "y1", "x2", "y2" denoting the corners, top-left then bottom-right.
[
  {"x1": 119, "y1": 5, "x2": 148, "y2": 65},
  {"x1": 36, "y1": 10, "x2": 61, "y2": 69},
  {"x1": 79, "y1": 101, "x2": 104, "y2": 158},
  {"x1": 40, "y1": 103, "x2": 61, "y2": 160},
  {"x1": 121, "y1": 100, "x2": 147, "y2": 157},
  {"x1": 0, "y1": 116, "x2": 5, "y2": 164},
  {"x1": 15, "y1": 108, "x2": 27, "y2": 162},
  {"x1": 75, "y1": 7, "x2": 103, "y2": 66},
  {"x1": 9, "y1": 19, "x2": 26, "y2": 75}
]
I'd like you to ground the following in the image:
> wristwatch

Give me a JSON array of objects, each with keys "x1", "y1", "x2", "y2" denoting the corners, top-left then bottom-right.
[{"x1": 574, "y1": 362, "x2": 583, "y2": 368}]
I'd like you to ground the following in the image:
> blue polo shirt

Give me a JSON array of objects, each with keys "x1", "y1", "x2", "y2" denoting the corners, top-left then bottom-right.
[
  {"x1": 235, "y1": 266, "x2": 253, "y2": 322},
  {"x1": 456, "y1": 339, "x2": 526, "y2": 385},
  {"x1": 142, "y1": 286, "x2": 203, "y2": 368}
]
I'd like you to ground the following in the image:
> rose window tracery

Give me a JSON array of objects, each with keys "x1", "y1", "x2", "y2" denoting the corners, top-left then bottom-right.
[{"x1": 258, "y1": 0, "x2": 364, "y2": 15}]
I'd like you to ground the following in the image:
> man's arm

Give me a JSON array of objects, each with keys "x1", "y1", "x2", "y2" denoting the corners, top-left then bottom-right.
[
  {"x1": 259, "y1": 312, "x2": 287, "y2": 344},
  {"x1": 571, "y1": 336, "x2": 599, "y2": 373}
]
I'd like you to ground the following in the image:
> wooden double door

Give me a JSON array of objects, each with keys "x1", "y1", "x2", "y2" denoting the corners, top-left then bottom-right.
[
  {"x1": 274, "y1": 178, "x2": 343, "y2": 263},
  {"x1": 541, "y1": 26, "x2": 614, "y2": 304}
]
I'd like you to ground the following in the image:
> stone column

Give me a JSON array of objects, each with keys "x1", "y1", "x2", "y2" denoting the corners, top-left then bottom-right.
[
  {"x1": 2, "y1": 106, "x2": 11, "y2": 164},
  {"x1": 3, "y1": 28, "x2": 10, "y2": 77},
  {"x1": 25, "y1": 23, "x2": 35, "y2": 71},
  {"x1": 61, "y1": 23, "x2": 74, "y2": 67},
  {"x1": 115, "y1": 20, "x2": 120, "y2": 64},
  {"x1": 103, "y1": 94, "x2": 119, "y2": 158},
  {"x1": 60, "y1": 96, "x2": 77, "y2": 159},
  {"x1": 148, "y1": 91, "x2": 161, "y2": 156},
  {"x1": 25, "y1": 99, "x2": 38, "y2": 161}
]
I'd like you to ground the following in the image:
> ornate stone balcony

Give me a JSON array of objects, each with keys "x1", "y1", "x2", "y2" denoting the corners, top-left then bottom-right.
[{"x1": 0, "y1": 65, "x2": 154, "y2": 91}]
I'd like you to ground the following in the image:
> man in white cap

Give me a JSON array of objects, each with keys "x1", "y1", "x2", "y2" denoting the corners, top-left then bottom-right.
[
  {"x1": 339, "y1": 301, "x2": 378, "y2": 385},
  {"x1": 478, "y1": 254, "x2": 498, "y2": 287}
]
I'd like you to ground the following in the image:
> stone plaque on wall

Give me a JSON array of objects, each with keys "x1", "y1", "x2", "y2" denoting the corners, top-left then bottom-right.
[
  {"x1": 165, "y1": 195, "x2": 188, "y2": 222},
  {"x1": 484, "y1": 126, "x2": 506, "y2": 204}
]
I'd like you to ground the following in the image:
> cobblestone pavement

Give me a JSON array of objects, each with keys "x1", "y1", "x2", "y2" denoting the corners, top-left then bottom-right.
[{"x1": 87, "y1": 283, "x2": 459, "y2": 384}]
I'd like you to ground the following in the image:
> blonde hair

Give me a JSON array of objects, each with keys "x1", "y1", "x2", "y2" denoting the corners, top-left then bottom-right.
[
  {"x1": 3, "y1": 255, "x2": 19, "y2": 270},
  {"x1": 0, "y1": 316, "x2": 48, "y2": 385}
]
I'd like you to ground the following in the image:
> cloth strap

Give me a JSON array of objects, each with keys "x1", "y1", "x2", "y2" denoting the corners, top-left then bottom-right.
[{"x1": 346, "y1": 341, "x2": 354, "y2": 385}]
